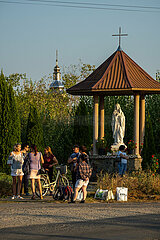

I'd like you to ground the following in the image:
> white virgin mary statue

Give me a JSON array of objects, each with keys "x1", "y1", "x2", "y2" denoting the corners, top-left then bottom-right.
[{"x1": 111, "y1": 103, "x2": 125, "y2": 145}]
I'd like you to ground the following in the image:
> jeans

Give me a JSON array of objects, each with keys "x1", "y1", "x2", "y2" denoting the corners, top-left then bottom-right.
[
  {"x1": 118, "y1": 162, "x2": 121, "y2": 175},
  {"x1": 120, "y1": 163, "x2": 127, "y2": 176}
]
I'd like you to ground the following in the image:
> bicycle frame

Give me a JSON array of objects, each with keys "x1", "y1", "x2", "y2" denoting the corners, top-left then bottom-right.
[{"x1": 41, "y1": 168, "x2": 66, "y2": 191}]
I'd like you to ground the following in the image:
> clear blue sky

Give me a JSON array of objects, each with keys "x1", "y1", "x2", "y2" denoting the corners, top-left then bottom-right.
[{"x1": 0, "y1": 0, "x2": 160, "y2": 81}]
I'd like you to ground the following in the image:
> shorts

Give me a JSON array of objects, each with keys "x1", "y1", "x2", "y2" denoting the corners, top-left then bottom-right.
[
  {"x1": 28, "y1": 170, "x2": 40, "y2": 179},
  {"x1": 75, "y1": 179, "x2": 89, "y2": 189},
  {"x1": 11, "y1": 169, "x2": 24, "y2": 177}
]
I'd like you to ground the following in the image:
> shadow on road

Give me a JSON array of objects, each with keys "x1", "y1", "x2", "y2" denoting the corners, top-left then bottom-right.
[{"x1": 0, "y1": 213, "x2": 160, "y2": 240}]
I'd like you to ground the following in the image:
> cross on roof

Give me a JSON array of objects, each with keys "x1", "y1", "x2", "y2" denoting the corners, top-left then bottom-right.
[{"x1": 112, "y1": 27, "x2": 128, "y2": 50}]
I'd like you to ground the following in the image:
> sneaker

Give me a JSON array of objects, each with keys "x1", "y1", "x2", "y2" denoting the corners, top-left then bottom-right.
[
  {"x1": 31, "y1": 195, "x2": 36, "y2": 200},
  {"x1": 25, "y1": 193, "x2": 30, "y2": 196},
  {"x1": 11, "y1": 195, "x2": 16, "y2": 200},
  {"x1": 17, "y1": 195, "x2": 24, "y2": 199},
  {"x1": 80, "y1": 200, "x2": 85, "y2": 203}
]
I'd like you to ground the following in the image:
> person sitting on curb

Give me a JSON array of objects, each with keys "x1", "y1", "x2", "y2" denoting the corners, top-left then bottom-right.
[
  {"x1": 69, "y1": 152, "x2": 92, "y2": 203},
  {"x1": 117, "y1": 145, "x2": 129, "y2": 177}
]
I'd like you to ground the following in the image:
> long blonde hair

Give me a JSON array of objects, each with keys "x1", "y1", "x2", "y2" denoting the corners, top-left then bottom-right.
[
  {"x1": 45, "y1": 146, "x2": 53, "y2": 156},
  {"x1": 14, "y1": 143, "x2": 21, "y2": 152}
]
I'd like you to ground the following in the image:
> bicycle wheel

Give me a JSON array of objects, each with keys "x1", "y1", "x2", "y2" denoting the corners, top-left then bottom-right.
[
  {"x1": 35, "y1": 175, "x2": 49, "y2": 197},
  {"x1": 52, "y1": 176, "x2": 69, "y2": 200},
  {"x1": 59, "y1": 175, "x2": 69, "y2": 187}
]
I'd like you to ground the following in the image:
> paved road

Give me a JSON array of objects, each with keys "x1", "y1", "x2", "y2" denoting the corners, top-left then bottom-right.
[{"x1": 0, "y1": 201, "x2": 160, "y2": 240}]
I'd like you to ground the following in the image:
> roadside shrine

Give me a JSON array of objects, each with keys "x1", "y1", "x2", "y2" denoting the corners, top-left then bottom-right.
[{"x1": 67, "y1": 28, "x2": 160, "y2": 174}]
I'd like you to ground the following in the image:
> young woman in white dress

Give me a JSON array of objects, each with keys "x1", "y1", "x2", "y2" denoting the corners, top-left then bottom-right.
[{"x1": 7, "y1": 143, "x2": 24, "y2": 199}]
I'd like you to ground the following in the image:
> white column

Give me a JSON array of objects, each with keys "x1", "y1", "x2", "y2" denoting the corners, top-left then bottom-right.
[
  {"x1": 134, "y1": 94, "x2": 140, "y2": 156},
  {"x1": 100, "y1": 96, "x2": 104, "y2": 140},
  {"x1": 140, "y1": 95, "x2": 145, "y2": 145},
  {"x1": 93, "y1": 95, "x2": 99, "y2": 155}
]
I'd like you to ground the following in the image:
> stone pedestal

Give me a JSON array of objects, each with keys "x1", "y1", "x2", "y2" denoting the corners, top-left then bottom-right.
[
  {"x1": 127, "y1": 156, "x2": 143, "y2": 172},
  {"x1": 90, "y1": 154, "x2": 142, "y2": 180}
]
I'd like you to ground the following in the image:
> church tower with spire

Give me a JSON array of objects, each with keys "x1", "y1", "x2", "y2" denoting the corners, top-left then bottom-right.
[{"x1": 50, "y1": 50, "x2": 64, "y2": 91}]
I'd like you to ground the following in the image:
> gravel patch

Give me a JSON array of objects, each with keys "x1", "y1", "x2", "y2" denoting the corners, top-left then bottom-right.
[{"x1": 1, "y1": 202, "x2": 160, "y2": 230}]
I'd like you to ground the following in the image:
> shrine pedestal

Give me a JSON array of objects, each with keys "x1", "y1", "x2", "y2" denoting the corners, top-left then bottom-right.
[{"x1": 90, "y1": 154, "x2": 142, "y2": 180}]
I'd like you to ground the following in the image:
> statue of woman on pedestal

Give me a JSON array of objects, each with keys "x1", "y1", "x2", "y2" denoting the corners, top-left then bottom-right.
[{"x1": 111, "y1": 104, "x2": 125, "y2": 145}]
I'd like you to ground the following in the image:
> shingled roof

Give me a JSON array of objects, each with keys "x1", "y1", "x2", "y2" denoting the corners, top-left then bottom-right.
[{"x1": 67, "y1": 49, "x2": 160, "y2": 96}]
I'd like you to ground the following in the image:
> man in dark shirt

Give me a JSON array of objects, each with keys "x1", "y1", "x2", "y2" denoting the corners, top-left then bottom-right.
[
  {"x1": 67, "y1": 145, "x2": 80, "y2": 190},
  {"x1": 21, "y1": 144, "x2": 30, "y2": 196}
]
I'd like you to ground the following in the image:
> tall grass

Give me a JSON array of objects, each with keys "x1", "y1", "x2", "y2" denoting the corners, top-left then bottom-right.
[
  {"x1": 97, "y1": 171, "x2": 160, "y2": 199},
  {"x1": 0, "y1": 173, "x2": 12, "y2": 197}
]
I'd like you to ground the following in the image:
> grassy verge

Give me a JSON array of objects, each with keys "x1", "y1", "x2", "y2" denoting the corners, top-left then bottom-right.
[
  {"x1": 97, "y1": 171, "x2": 160, "y2": 200},
  {"x1": 1, "y1": 170, "x2": 160, "y2": 201},
  {"x1": 0, "y1": 173, "x2": 12, "y2": 198}
]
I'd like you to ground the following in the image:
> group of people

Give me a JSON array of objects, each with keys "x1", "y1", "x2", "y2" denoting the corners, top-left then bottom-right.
[
  {"x1": 7, "y1": 144, "x2": 58, "y2": 200},
  {"x1": 7, "y1": 143, "x2": 92, "y2": 203},
  {"x1": 7, "y1": 142, "x2": 127, "y2": 201}
]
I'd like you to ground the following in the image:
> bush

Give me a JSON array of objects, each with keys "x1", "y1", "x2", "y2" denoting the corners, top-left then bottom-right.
[
  {"x1": 0, "y1": 173, "x2": 12, "y2": 197},
  {"x1": 97, "y1": 171, "x2": 160, "y2": 200}
]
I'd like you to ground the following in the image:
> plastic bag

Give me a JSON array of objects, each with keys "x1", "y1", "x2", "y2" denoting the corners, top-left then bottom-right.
[
  {"x1": 106, "y1": 190, "x2": 115, "y2": 201},
  {"x1": 116, "y1": 187, "x2": 128, "y2": 201},
  {"x1": 94, "y1": 189, "x2": 115, "y2": 200},
  {"x1": 94, "y1": 189, "x2": 108, "y2": 200},
  {"x1": 76, "y1": 190, "x2": 83, "y2": 201}
]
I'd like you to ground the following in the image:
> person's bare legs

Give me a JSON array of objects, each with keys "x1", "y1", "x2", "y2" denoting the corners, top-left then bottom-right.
[
  {"x1": 82, "y1": 186, "x2": 87, "y2": 200},
  {"x1": 31, "y1": 179, "x2": 35, "y2": 198},
  {"x1": 73, "y1": 187, "x2": 80, "y2": 201},
  {"x1": 12, "y1": 176, "x2": 17, "y2": 196},
  {"x1": 36, "y1": 179, "x2": 43, "y2": 199},
  {"x1": 17, "y1": 176, "x2": 23, "y2": 196}
]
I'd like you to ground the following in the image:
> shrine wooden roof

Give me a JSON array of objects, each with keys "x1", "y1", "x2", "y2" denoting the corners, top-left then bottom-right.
[{"x1": 67, "y1": 49, "x2": 160, "y2": 96}]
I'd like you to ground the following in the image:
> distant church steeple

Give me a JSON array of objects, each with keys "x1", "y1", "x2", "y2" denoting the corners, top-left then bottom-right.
[{"x1": 50, "y1": 50, "x2": 64, "y2": 91}]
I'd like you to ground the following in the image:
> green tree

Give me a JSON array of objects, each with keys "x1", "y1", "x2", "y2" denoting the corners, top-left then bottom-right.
[
  {"x1": 43, "y1": 118, "x2": 74, "y2": 163},
  {"x1": 6, "y1": 73, "x2": 27, "y2": 89},
  {"x1": 0, "y1": 71, "x2": 11, "y2": 172},
  {"x1": 26, "y1": 104, "x2": 44, "y2": 151},
  {"x1": 8, "y1": 84, "x2": 21, "y2": 146},
  {"x1": 73, "y1": 97, "x2": 92, "y2": 148},
  {"x1": 142, "y1": 112, "x2": 156, "y2": 169},
  {"x1": 145, "y1": 94, "x2": 160, "y2": 152}
]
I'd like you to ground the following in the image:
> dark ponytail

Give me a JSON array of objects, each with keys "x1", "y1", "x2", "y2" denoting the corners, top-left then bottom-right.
[{"x1": 31, "y1": 144, "x2": 38, "y2": 156}]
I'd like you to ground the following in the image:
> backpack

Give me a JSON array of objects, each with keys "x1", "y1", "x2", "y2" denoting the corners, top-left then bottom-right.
[
  {"x1": 64, "y1": 186, "x2": 73, "y2": 201},
  {"x1": 54, "y1": 186, "x2": 64, "y2": 200},
  {"x1": 54, "y1": 186, "x2": 73, "y2": 201}
]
